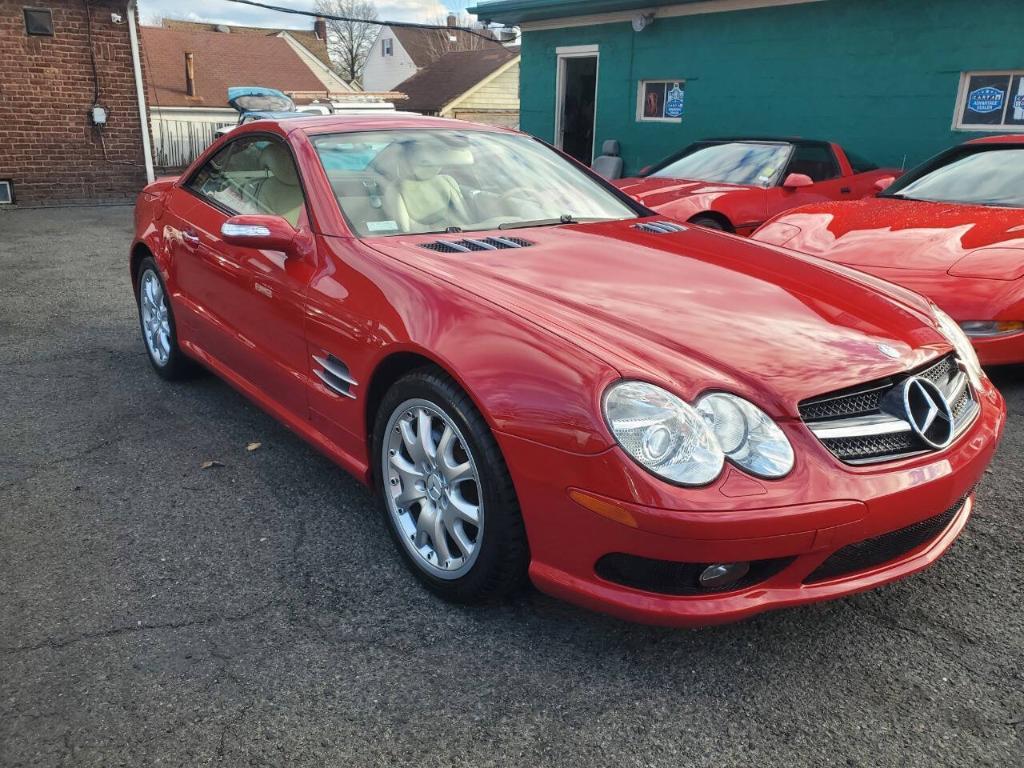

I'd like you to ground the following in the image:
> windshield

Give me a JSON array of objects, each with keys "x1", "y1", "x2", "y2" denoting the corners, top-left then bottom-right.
[
  {"x1": 311, "y1": 129, "x2": 638, "y2": 237},
  {"x1": 882, "y1": 147, "x2": 1024, "y2": 208},
  {"x1": 650, "y1": 142, "x2": 792, "y2": 186}
]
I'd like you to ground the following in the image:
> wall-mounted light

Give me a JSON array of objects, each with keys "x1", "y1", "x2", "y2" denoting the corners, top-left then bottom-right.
[{"x1": 632, "y1": 13, "x2": 654, "y2": 32}]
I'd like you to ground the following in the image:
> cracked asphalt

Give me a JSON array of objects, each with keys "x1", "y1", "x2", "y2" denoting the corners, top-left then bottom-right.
[{"x1": 1, "y1": 205, "x2": 1022, "y2": 767}]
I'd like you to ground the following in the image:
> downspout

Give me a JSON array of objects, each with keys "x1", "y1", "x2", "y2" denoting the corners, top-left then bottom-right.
[{"x1": 127, "y1": 0, "x2": 155, "y2": 183}]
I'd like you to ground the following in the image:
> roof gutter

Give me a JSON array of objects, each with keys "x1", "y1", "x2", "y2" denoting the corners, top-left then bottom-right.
[{"x1": 127, "y1": 0, "x2": 155, "y2": 183}]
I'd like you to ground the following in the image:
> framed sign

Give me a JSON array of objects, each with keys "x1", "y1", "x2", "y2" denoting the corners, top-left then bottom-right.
[
  {"x1": 954, "y1": 71, "x2": 1024, "y2": 131},
  {"x1": 637, "y1": 80, "x2": 685, "y2": 123}
]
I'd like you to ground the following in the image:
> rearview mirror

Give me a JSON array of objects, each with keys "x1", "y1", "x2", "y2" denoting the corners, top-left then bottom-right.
[
  {"x1": 782, "y1": 172, "x2": 814, "y2": 189},
  {"x1": 874, "y1": 176, "x2": 896, "y2": 192},
  {"x1": 220, "y1": 215, "x2": 297, "y2": 254}
]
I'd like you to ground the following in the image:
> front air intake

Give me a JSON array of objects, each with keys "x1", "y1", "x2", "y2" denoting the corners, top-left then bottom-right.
[
  {"x1": 633, "y1": 221, "x2": 687, "y2": 234},
  {"x1": 420, "y1": 237, "x2": 533, "y2": 253}
]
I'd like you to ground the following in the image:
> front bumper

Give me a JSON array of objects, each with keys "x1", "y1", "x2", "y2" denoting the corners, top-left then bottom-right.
[
  {"x1": 969, "y1": 331, "x2": 1024, "y2": 367},
  {"x1": 496, "y1": 379, "x2": 1005, "y2": 627}
]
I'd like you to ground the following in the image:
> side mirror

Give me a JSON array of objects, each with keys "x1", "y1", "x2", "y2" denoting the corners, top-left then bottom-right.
[
  {"x1": 782, "y1": 172, "x2": 814, "y2": 189},
  {"x1": 220, "y1": 215, "x2": 297, "y2": 254},
  {"x1": 874, "y1": 176, "x2": 896, "y2": 192}
]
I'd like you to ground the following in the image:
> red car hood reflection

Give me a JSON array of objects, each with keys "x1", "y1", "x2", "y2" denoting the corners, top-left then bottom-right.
[
  {"x1": 761, "y1": 197, "x2": 1024, "y2": 272},
  {"x1": 613, "y1": 176, "x2": 750, "y2": 207},
  {"x1": 366, "y1": 220, "x2": 946, "y2": 414}
]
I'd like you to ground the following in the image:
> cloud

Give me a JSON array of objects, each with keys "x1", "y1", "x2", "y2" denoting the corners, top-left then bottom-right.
[{"x1": 139, "y1": 0, "x2": 475, "y2": 26}]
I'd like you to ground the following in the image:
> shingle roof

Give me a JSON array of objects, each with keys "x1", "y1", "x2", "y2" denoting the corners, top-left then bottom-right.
[
  {"x1": 395, "y1": 47, "x2": 518, "y2": 113},
  {"x1": 160, "y1": 19, "x2": 331, "y2": 66},
  {"x1": 390, "y1": 25, "x2": 496, "y2": 68},
  {"x1": 142, "y1": 27, "x2": 330, "y2": 108}
]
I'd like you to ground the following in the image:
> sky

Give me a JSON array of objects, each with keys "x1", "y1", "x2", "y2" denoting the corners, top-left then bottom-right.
[{"x1": 138, "y1": 0, "x2": 478, "y2": 28}]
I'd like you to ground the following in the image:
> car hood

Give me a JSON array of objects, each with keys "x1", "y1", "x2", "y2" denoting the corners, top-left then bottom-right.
[
  {"x1": 613, "y1": 176, "x2": 753, "y2": 207},
  {"x1": 760, "y1": 197, "x2": 1024, "y2": 272},
  {"x1": 366, "y1": 221, "x2": 947, "y2": 416}
]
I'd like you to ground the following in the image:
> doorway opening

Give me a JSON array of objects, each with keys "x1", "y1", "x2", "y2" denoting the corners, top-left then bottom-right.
[{"x1": 556, "y1": 51, "x2": 598, "y2": 165}]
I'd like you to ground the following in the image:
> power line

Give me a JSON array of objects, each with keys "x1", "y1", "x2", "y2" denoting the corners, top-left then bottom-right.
[{"x1": 218, "y1": 0, "x2": 517, "y2": 45}]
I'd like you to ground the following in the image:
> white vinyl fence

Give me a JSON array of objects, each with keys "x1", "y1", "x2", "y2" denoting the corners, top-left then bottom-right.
[{"x1": 153, "y1": 119, "x2": 234, "y2": 169}]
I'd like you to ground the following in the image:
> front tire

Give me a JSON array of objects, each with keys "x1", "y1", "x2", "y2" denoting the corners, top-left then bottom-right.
[
  {"x1": 689, "y1": 214, "x2": 729, "y2": 231},
  {"x1": 373, "y1": 367, "x2": 529, "y2": 603},
  {"x1": 136, "y1": 257, "x2": 192, "y2": 380}
]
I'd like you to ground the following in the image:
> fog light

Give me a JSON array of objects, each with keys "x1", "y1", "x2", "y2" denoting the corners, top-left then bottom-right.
[{"x1": 699, "y1": 562, "x2": 751, "y2": 589}]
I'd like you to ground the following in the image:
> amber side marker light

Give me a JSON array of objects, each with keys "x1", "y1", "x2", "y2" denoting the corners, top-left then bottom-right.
[
  {"x1": 569, "y1": 489, "x2": 639, "y2": 529},
  {"x1": 960, "y1": 320, "x2": 1024, "y2": 338}
]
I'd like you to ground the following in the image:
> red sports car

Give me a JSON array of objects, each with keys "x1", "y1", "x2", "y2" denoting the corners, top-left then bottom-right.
[
  {"x1": 614, "y1": 138, "x2": 899, "y2": 236},
  {"x1": 753, "y1": 136, "x2": 1024, "y2": 366},
  {"x1": 130, "y1": 115, "x2": 1003, "y2": 626}
]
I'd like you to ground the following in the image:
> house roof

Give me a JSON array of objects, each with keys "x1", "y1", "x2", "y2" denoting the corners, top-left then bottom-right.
[
  {"x1": 394, "y1": 47, "x2": 518, "y2": 113},
  {"x1": 388, "y1": 24, "x2": 496, "y2": 68},
  {"x1": 160, "y1": 19, "x2": 331, "y2": 66},
  {"x1": 469, "y1": 0, "x2": 711, "y2": 24},
  {"x1": 142, "y1": 27, "x2": 331, "y2": 108}
]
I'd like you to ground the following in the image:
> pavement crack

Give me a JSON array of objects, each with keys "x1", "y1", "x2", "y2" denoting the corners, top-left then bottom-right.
[{"x1": 2, "y1": 600, "x2": 284, "y2": 656}]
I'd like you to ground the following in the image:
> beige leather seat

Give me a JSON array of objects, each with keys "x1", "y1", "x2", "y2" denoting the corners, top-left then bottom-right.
[
  {"x1": 384, "y1": 143, "x2": 470, "y2": 233},
  {"x1": 256, "y1": 143, "x2": 304, "y2": 227}
]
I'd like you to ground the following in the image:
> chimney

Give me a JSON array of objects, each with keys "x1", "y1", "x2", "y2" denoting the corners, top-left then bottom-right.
[
  {"x1": 185, "y1": 52, "x2": 196, "y2": 98},
  {"x1": 314, "y1": 17, "x2": 327, "y2": 40},
  {"x1": 446, "y1": 13, "x2": 457, "y2": 27}
]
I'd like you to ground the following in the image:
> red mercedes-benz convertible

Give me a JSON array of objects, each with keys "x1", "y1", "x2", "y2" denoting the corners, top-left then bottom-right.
[
  {"x1": 130, "y1": 115, "x2": 1003, "y2": 626},
  {"x1": 754, "y1": 136, "x2": 1024, "y2": 366},
  {"x1": 614, "y1": 138, "x2": 898, "y2": 236}
]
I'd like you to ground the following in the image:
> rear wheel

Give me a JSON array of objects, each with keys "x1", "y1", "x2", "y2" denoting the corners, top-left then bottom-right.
[
  {"x1": 373, "y1": 367, "x2": 529, "y2": 603},
  {"x1": 689, "y1": 215, "x2": 729, "y2": 231},
  {"x1": 136, "y1": 257, "x2": 193, "y2": 380}
]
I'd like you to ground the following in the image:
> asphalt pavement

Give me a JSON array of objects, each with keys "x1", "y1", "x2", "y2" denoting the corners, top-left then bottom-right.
[{"x1": 1, "y1": 205, "x2": 1021, "y2": 767}]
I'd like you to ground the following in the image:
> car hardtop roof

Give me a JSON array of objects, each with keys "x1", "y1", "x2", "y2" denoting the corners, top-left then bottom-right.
[
  {"x1": 966, "y1": 134, "x2": 1024, "y2": 146},
  {"x1": 697, "y1": 136, "x2": 833, "y2": 148},
  {"x1": 278, "y1": 112, "x2": 517, "y2": 137}
]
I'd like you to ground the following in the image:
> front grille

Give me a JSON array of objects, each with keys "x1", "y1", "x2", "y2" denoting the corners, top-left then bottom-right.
[
  {"x1": 595, "y1": 554, "x2": 794, "y2": 596},
  {"x1": 800, "y1": 354, "x2": 979, "y2": 465},
  {"x1": 804, "y1": 490, "x2": 973, "y2": 584},
  {"x1": 420, "y1": 236, "x2": 533, "y2": 253}
]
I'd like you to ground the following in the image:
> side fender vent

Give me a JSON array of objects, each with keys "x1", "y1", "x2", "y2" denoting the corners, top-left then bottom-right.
[
  {"x1": 420, "y1": 236, "x2": 534, "y2": 253},
  {"x1": 313, "y1": 354, "x2": 358, "y2": 400},
  {"x1": 633, "y1": 221, "x2": 687, "y2": 234}
]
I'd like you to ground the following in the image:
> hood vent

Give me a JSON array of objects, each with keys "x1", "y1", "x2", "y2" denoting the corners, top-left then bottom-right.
[
  {"x1": 420, "y1": 236, "x2": 534, "y2": 253},
  {"x1": 634, "y1": 221, "x2": 687, "y2": 234}
]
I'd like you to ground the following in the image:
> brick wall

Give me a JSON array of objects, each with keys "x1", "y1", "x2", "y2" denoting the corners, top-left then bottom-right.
[{"x1": 0, "y1": 0, "x2": 149, "y2": 206}]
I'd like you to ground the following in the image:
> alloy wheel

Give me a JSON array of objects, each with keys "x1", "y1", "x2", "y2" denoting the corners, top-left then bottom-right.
[
  {"x1": 140, "y1": 269, "x2": 171, "y2": 367},
  {"x1": 382, "y1": 399, "x2": 484, "y2": 580}
]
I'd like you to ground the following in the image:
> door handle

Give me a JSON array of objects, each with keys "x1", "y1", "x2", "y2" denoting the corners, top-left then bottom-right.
[
  {"x1": 840, "y1": 187, "x2": 852, "y2": 194},
  {"x1": 181, "y1": 230, "x2": 200, "y2": 248}
]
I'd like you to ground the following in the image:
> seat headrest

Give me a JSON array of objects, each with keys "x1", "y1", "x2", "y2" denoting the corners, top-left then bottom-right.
[
  {"x1": 602, "y1": 140, "x2": 620, "y2": 156},
  {"x1": 261, "y1": 143, "x2": 298, "y2": 186},
  {"x1": 400, "y1": 141, "x2": 476, "y2": 182}
]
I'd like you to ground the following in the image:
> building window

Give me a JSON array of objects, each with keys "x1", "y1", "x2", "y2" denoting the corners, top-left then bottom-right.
[
  {"x1": 23, "y1": 7, "x2": 54, "y2": 36},
  {"x1": 0, "y1": 180, "x2": 13, "y2": 205},
  {"x1": 954, "y1": 71, "x2": 1024, "y2": 131},
  {"x1": 382, "y1": 38, "x2": 394, "y2": 57},
  {"x1": 637, "y1": 80, "x2": 684, "y2": 123}
]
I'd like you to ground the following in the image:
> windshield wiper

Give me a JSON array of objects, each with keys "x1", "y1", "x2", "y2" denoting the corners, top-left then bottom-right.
[{"x1": 499, "y1": 215, "x2": 594, "y2": 230}]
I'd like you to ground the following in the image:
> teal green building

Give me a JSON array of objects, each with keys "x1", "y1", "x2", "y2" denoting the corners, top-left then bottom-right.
[{"x1": 469, "y1": 0, "x2": 1024, "y2": 175}]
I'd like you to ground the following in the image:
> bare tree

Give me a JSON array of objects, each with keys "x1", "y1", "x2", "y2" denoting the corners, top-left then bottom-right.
[
  {"x1": 315, "y1": 0, "x2": 380, "y2": 86},
  {"x1": 420, "y1": 13, "x2": 496, "y2": 63}
]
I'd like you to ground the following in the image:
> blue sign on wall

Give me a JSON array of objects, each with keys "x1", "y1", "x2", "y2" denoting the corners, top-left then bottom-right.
[
  {"x1": 665, "y1": 84, "x2": 685, "y2": 118},
  {"x1": 967, "y1": 86, "x2": 1005, "y2": 113}
]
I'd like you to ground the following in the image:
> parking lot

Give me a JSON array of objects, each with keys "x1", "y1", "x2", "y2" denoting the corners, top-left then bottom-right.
[{"x1": 0, "y1": 205, "x2": 1021, "y2": 767}]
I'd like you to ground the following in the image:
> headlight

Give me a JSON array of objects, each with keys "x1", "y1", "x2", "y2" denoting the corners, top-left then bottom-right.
[
  {"x1": 603, "y1": 381, "x2": 724, "y2": 486},
  {"x1": 932, "y1": 305, "x2": 984, "y2": 387},
  {"x1": 696, "y1": 393, "x2": 795, "y2": 478}
]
